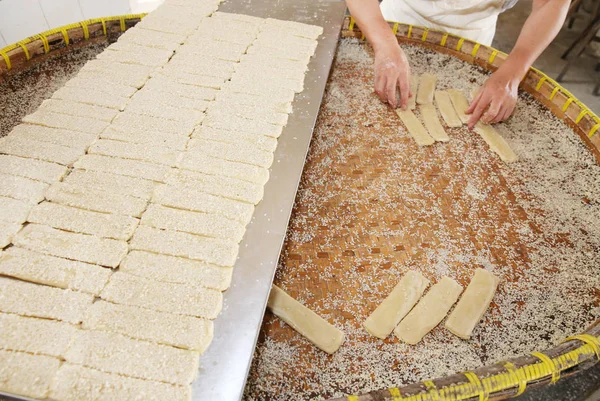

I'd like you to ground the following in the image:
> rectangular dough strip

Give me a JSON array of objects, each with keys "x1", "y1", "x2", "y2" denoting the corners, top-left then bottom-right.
[
  {"x1": 396, "y1": 109, "x2": 435, "y2": 146},
  {"x1": 0, "y1": 154, "x2": 67, "y2": 184},
  {"x1": 363, "y1": 271, "x2": 430, "y2": 339},
  {"x1": 268, "y1": 285, "x2": 344, "y2": 354},
  {"x1": 445, "y1": 268, "x2": 499, "y2": 339},
  {"x1": 0, "y1": 350, "x2": 61, "y2": 400},
  {"x1": 434, "y1": 90, "x2": 463, "y2": 127},
  {"x1": 420, "y1": 104, "x2": 450, "y2": 142},
  {"x1": 416, "y1": 73, "x2": 437, "y2": 105},
  {"x1": 473, "y1": 122, "x2": 518, "y2": 163},
  {"x1": 394, "y1": 276, "x2": 463, "y2": 345},
  {"x1": 447, "y1": 88, "x2": 470, "y2": 124}
]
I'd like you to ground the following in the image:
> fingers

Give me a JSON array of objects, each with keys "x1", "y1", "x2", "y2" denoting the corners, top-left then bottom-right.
[
  {"x1": 467, "y1": 94, "x2": 491, "y2": 129},
  {"x1": 465, "y1": 92, "x2": 483, "y2": 115},
  {"x1": 398, "y1": 75, "x2": 410, "y2": 110},
  {"x1": 374, "y1": 73, "x2": 387, "y2": 104},
  {"x1": 386, "y1": 78, "x2": 398, "y2": 108},
  {"x1": 483, "y1": 101, "x2": 502, "y2": 124}
]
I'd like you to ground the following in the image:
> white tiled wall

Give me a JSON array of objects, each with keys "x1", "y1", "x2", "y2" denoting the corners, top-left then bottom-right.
[{"x1": 0, "y1": 0, "x2": 163, "y2": 48}]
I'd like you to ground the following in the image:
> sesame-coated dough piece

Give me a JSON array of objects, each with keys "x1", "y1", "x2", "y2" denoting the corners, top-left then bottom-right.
[
  {"x1": 416, "y1": 72, "x2": 437, "y2": 105},
  {"x1": 396, "y1": 109, "x2": 435, "y2": 146},
  {"x1": 0, "y1": 350, "x2": 61, "y2": 399},
  {"x1": 435, "y1": 90, "x2": 463, "y2": 128},
  {"x1": 420, "y1": 103, "x2": 450, "y2": 142}
]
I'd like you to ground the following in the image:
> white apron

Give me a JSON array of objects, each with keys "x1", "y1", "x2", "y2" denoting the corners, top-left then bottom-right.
[{"x1": 380, "y1": 0, "x2": 517, "y2": 46}]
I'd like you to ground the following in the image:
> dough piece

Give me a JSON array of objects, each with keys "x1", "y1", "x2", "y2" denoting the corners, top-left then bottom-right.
[
  {"x1": 246, "y1": 45, "x2": 312, "y2": 64},
  {"x1": 84, "y1": 301, "x2": 213, "y2": 352},
  {"x1": 420, "y1": 103, "x2": 450, "y2": 142},
  {"x1": 88, "y1": 139, "x2": 182, "y2": 167},
  {"x1": 81, "y1": 58, "x2": 155, "y2": 77},
  {"x1": 65, "y1": 76, "x2": 138, "y2": 98},
  {"x1": 133, "y1": 88, "x2": 210, "y2": 111},
  {"x1": 212, "y1": 11, "x2": 265, "y2": 26},
  {"x1": 101, "y1": 127, "x2": 189, "y2": 151},
  {"x1": 120, "y1": 250, "x2": 233, "y2": 291},
  {"x1": 27, "y1": 202, "x2": 139, "y2": 241},
  {"x1": 106, "y1": 41, "x2": 174, "y2": 61},
  {"x1": 239, "y1": 54, "x2": 309, "y2": 76},
  {"x1": 136, "y1": 16, "x2": 199, "y2": 36},
  {"x1": 230, "y1": 72, "x2": 304, "y2": 93},
  {"x1": 0, "y1": 135, "x2": 84, "y2": 166},
  {"x1": 10, "y1": 123, "x2": 96, "y2": 151},
  {"x1": 50, "y1": 364, "x2": 191, "y2": 401},
  {"x1": 447, "y1": 88, "x2": 470, "y2": 124},
  {"x1": 130, "y1": 226, "x2": 238, "y2": 268},
  {"x1": 435, "y1": 90, "x2": 463, "y2": 127},
  {"x1": 207, "y1": 104, "x2": 288, "y2": 127},
  {"x1": 112, "y1": 111, "x2": 196, "y2": 136},
  {"x1": 0, "y1": 196, "x2": 32, "y2": 224},
  {"x1": 166, "y1": 169, "x2": 264, "y2": 205},
  {"x1": 204, "y1": 114, "x2": 284, "y2": 139},
  {"x1": 0, "y1": 222, "x2": 21, "y2": 248},
  {"x1": 39, "y1": 99, "x2": 118, "y2": 122},
  {"x1": 126, "y1": 100, "x2": 206, "y2": 124},
  {"x1": 394, "y1": 276, "x2": 463, "y2": 345},
  {"x1": 13, "y1": 224, "x2": 128, "y2": 268},
  {"x1": 180, "y1": 152, "x2": 270, "y2": 185},
  {"x1": 0, "y1": 172, "x2": 48, "y2": 203},
  {"x1": 101, "y1": 271, "x2": 222, "y2": 319},
  {"x1": 264, "y1": 18, "x2": 324, "y2": 39},
  {"x1": 45, "y1": 183, "x2": 147, "y2": 217},
  {"x1": 0, "y1": 276, "x2": 94, "y2": 323},
  {"x1": 178, "y1": 40, "x2": 247, "y2": 62},
  {"x1": 193, "y1": 125, "x2": 278, "y2": 152},
  {"x1": 445, "y1": 269, "x2": 499, "y2": 339},
  {"x1": 221, "y1": 81, "x2": 296, "y2": 104},
  {"x1": 473, "y1": 122, "x2": 518, "y2": 163},
  {"x1": 142, "y1": 204, "x2": 246, "y2": 242},
  {"x1": 268, "y1": 285, "x2": 344, "y2": 354},
  {"x1": 253, "y1": 35, "x2": 317, "y2": 56},
  {"x1": 189, "y1": 28, "x2": 255, "y2": 46},
  {"x1": 0, "y1": 313, "x2": 77, "y2": 357},
  {"x1": 363, "y1": 271, "x2": 430, "y2": 339},
  {"x1": 63, "y1": 170, "x2": 155, "y2": 200},
  {"x1": 234, "y1": 63, "x2": 306, "y2": 82},
  {"x1": 22, "y1": 109, "x2": 108, "y2": 135},
  {"x1": 0, "y1": 350, "x2": 60, "y2": 399},
  {"x1": 187, "y1": 138, "x2": 274, "y2": 168},
  {"x1": 416, "y1": 73, "x2": 437, "y2": 105},
  {"x1": 52, "y1": 86, "x2": 129, "y2": 110},
  {"x1": 0, "y1": 247, "x2": 111, "y2": 294},
  {"x1": 152, "y1": 70, "x2": 224, "y2": 89},
  {"x1": 64, "y1": 330, "x2": 199, "y2": 385},
  {"x1": 407, "y1": 75, "x2": 418, "y2": 110},
  {"x1": 77, "y1": 65, "x2": 150, "y2": 89},
  {"x1": 216, "y1": 91, "x2": 293, "y2": 113},
  {"x1": 153, "y1": 184, "x2": 255, "y2": 225},
  {"x1": 0, "y1": 154, "x2": 67, "y2": 184},
  {"x1": 96, "y1": 48, "x2": 171, "y2": 67},
  {"x1": 162, "y1": 58, "x2": 234, "y2": 80},
  {"x1": 396, "y1": 109, "x2": 435, "y2": 146},
  {"x1": 117, "y1": 26, "x2": 186, "y2": 50},
  {"x1": 74, "y1": 154, "x2": 170, "y2": 182},
  {"x1": 144, "y1": 74, "x2": 220, "y2": 101}
]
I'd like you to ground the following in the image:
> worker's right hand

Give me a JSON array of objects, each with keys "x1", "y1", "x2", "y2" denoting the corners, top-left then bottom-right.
[{"x1": 373, "y1": 38, "x2": 411, "y2": 109}]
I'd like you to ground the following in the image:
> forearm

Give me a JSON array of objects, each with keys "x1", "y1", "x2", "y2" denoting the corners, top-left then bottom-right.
[
  {"x1": 499, "y1": 0, "x2": 569, "y2": 80},
  {"x1": 345, "y1": 0, "x2": 397, "y2": 51}
]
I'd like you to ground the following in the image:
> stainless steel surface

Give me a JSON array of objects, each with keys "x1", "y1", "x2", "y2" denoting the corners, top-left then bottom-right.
[{"x1": 191, "y1": 2, "x2": 346, "y2": 401}]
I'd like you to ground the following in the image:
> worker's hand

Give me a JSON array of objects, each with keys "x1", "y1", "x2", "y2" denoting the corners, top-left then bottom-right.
[
  {"x1": 373, "y1": 38, "x2": 411, "y2": 109},
  {"x1": 465, "y1": 69, "x2": 520, "y2": 128}
]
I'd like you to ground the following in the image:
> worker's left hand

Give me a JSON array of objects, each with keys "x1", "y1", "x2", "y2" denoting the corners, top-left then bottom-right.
[{"x1": 465, "y1": 69, "x2": 520, "y2": 128}]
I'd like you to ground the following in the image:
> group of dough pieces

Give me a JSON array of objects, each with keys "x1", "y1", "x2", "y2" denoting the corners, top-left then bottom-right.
[
  {"x1": 397, "y1": 73, "x2": 518, "y2": 164},
  {"x1": 268, "y1": 268, "x2": 498, "y2": 355},
  {"x1": 0, "y1": 0, "x2": 323, "y2": 399}
]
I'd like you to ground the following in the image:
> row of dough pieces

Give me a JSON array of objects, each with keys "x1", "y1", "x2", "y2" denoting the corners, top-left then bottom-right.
[
  {"x1": 397, "y1": 73, "x2": 518, "y2": 164},
  {"x1": 267, "y1": 268, "x2": 499, "y2": 354},
  {"x1": 0, "y1": 3, "x2": 323, "y2": 401}
]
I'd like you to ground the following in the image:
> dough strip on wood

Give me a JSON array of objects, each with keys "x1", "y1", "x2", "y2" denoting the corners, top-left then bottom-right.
[
  {"x1": 447, "y1": 88, "x2": 470, "y2": 124},
  {"x1": 407, "y1": 75, "x2": 418, "y2": 110},
  {"x1": 396, "y1": 109, "x2": 435, "y2": 146},
  {"x1": 473, "y1": 122, "x2": 518, "y2": 163},
  {"x1": 363, "y1": 271, "x2": 430, "y2": 339},
  {"x1": 445, "y1": 268, "x2": 499, "y2": 339},
  {"x1": 267, "y1": 285, "x2": 344, "y2": 354},
  {"x1": 394, "y1": 276, "x2": 463, "y2": 344},
  {"x1": 420, "y1": 104, "x2": 450, "y2": 142},
  {"x1": 416, "y1": 73, "x2": 437, "y2": 105},
  {"x1": 434, "y1": 90, "x2": 463, "y2": 127}
]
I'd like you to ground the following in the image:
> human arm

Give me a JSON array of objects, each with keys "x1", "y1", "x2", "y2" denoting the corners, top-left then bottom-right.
[
  {"x1": 466, "y1": 0, "x2": 570, "y2": 127},
  {"x1": 345, "y1": 0, "x2": 412, "y2": 109}
]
